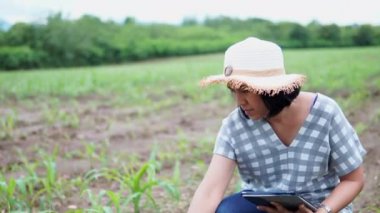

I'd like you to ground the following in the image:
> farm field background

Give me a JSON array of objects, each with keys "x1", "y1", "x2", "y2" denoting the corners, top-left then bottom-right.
[{"x1": 1, "y1": 46, "x2": 380, "y2": 212}]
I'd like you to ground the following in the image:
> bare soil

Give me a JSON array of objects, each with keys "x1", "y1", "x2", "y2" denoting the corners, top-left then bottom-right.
[{"x1": 0, "y1": 93, "x2": 379, "y2": 212}]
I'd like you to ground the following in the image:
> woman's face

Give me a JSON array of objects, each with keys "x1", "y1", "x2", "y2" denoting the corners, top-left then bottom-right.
[{"x1": 230, "y1": 87, "x2": 269, "y2": 120}]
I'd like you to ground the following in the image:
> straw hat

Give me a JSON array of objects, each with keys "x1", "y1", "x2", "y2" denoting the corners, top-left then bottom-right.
[{"x1": 200, "y1": 37, "x2": 306, "y2": 95}]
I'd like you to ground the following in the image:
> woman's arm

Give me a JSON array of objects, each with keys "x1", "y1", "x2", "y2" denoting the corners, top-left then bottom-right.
[
  {"x1": 187, "y1": 154, "x2": 236, "y2": 213},
  {"x1": 318, "y1": 165, "x2": 365, "y2": 213}
]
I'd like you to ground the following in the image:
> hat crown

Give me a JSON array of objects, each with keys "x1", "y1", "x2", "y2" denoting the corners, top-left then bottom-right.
[
  {"x1": 199, "y1": 37, "x2": 306, "y2": 96},
  {"x1": 223, "y1": 37, "x2": 284, "y2": 72}
]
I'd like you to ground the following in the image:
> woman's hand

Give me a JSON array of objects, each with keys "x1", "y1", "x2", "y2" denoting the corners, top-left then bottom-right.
[
  {"x1": 257, "y1": 203, "x2": 314, "y2": 213},
  {"x1": 257, "y1": 202, "x2": 292, "y2": 213},
  {"x1": 298, "y1": 204, "x2": 316, "y2": 213}
]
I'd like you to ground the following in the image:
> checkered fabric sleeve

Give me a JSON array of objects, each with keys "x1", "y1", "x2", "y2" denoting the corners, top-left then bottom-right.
[
  {"x1": 328, "y1": 100, "x2": 366, "y2": 177},
  {"x1": 213, "y1": 117, "x2": 236, "y2": 160}
]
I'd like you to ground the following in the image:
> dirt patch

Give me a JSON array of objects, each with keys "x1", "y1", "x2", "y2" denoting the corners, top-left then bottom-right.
[{"x1": 349, "y1": 98, "x2": 380, "y2": 210}]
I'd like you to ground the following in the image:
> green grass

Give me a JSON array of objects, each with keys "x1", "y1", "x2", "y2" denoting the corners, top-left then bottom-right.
[
  {"x1": 285, "y1": 47, "x2": 380, "y2": 92},
  {"x1": 0, "y1": 54, "x2": 225, "y2": 105},
  {"x1": 1, "y1": 47, "x2": 380, "y2": 108}
]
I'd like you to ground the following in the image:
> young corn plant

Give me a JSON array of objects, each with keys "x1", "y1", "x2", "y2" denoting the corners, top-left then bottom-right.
[
  {"x1": 0, "y1": 175, "x2": 18, "y2": 210},
  {"x1": 0, "y1": 176, "x2": 35, "y2": 211},
  {"x1": 14, "y1": 175, "x2": 40, "y2": 211},
  {"x1": 123, "y1": 147, "x2": 180, "y2": 212},
  {"x1": 68, "y1": 176, "x2": 90, "y2": 197},
  {"x1": 0, "y1": 166, "x2": 40, "y2": 211},
  {"x1": 61, "y1": 111, "x2": 80, "y2": 128},
  {"x1": 43, "y1": 104, "x2": 80, "y2": 128},
  {"x1": 85, "y1": 145, "x2": 180, "y2": 213},
  {"x1": 5, "y1": 149, "x2": 41, "y2": 210},
  {"x1": 86, "y1": 163, "x2": 158, "y2": 213},
  {"x1": 31, "y1": 147, "x2": 65, "y2": 209},
  {"x1": 127, "y1": 162, "x2": 159, "y2": 212},
  {"x1": 105, "y1": 190, "x2": 122, "y2": 212},
  {"x1": 84, "y1": 189, "x2": 113, "y2": 213},
  {"x1": 83, "y1": 139, "x2": 110, "y2": 167},
  {"x1": 0, "y1": 110, "x2": 17, "y2": 140},
  {"x1": 162, "y1": 159, "x2": 181, "y2": 201}
]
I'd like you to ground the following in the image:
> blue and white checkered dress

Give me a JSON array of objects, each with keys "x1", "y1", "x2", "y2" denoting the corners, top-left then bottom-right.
[{"x1": 214, "y1": 93, "x2": 366, "y2": 213}]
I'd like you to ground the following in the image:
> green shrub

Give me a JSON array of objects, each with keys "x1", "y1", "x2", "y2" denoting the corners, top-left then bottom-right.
[{"x1": 0, "y1": 46, "x2": 43, "y2": 70}]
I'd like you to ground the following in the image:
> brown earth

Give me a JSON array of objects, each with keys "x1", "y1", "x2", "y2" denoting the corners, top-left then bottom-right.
[{"x1": 0, "y1": 93, "x2": 379, "y2": 212}]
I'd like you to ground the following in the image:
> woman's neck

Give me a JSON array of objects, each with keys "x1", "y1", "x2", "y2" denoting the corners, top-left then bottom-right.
[{"x1": 266, "y1": 92, "x2": 311, "y2": 125}]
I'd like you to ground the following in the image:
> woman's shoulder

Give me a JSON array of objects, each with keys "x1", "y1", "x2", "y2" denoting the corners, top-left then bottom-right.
[
  {"x1": 311, "y1": 92, "x2": 342, "y2": 115},
  {"x1": 315, "y1": 93, "x2": 339, "y2": 106}
]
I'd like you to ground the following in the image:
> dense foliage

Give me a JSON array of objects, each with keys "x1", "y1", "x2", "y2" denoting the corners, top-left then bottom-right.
[{"x1": 0, "y1": 14, "x2": 379, "y2": 70}]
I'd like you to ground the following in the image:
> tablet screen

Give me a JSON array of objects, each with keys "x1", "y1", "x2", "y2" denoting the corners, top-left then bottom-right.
[{"x1": 242, "y1": 192, "x2": 317, "y2": 212}]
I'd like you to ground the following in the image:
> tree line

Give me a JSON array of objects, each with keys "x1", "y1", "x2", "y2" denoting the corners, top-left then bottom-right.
[{"x1": 0, "y1": 14, "x2": 379, "y2": 70}]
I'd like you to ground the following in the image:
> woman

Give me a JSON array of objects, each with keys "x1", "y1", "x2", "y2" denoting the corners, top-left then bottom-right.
[{"x1": 188, "y1": 37, "x2": 366, "y2": 213}]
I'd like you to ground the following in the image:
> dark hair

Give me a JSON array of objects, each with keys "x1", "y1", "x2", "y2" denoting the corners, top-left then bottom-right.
[{"x1": 261, "y1": 87, "x2": 301, "y2": 118}]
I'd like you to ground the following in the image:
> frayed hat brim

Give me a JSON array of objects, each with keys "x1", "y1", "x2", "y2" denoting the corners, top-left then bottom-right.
[{"x1": 200, "y1": 74, "x2": 306, "y2": 96}]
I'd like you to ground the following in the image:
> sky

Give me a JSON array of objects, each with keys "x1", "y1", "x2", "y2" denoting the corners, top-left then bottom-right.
[{"x1": 0, "y1": 0, "x2": 379, "y2": 27}]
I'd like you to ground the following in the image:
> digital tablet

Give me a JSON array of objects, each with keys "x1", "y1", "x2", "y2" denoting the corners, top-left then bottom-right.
[{"x1": 241, "y1": 191, "x2": 318, "y2": 212}]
